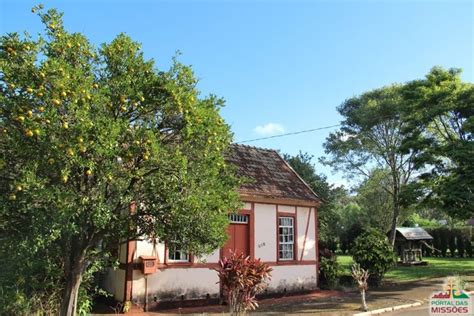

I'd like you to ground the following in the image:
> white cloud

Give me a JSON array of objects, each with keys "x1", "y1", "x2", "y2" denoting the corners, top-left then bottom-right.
[{"x1": 253, "y1": 123, "x2": 285, "y2": 136}]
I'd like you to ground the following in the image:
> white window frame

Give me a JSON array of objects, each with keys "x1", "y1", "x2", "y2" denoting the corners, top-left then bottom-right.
[
  {"x1": 167, "y1": 243, "x2": 190, "y2": 263},
  {"x1": 229, "y1": 214, "x2": 249, "y2": 224},
  {"x1": 278, "y1": 216, "x2": 294, "y2": 261}
]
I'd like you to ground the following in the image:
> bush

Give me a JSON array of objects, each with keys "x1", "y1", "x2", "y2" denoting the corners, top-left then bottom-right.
[
  {"x1": 448, "y1": 231, "x2": 457, "y2": 257},
  {"x1": 439, "y1": 228, "x2": 449, "y2": 257},
  {"x1": 466, "y1": 236, "x2": 473, "y2": 258},
  {"x1": 319, "y1": 239, "x2": 338, "y2": 253},
  {"x1": 319, "y1": 249, "x2": 341, "y2": 289},
  {"x1": 425, "y1": 227, "x2": 473, "y2": 258},
  {"x1": 215, "y1": 252, "x2": 272, "y2": 314},
  {"x1": 430, "y1": 229, "x2": 441, "y2": 257},
  {"x1": 340, "y1": 222, "x2": 364, "y2": 255},
  {"x1": 351, "y1": 229, "x2": 396, "y2": 286},
  {"x1": 457, "y1": 232, "x2": 465, "y2": 258}
]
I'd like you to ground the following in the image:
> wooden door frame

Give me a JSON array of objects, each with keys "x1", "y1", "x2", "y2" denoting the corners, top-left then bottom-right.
[
  {"x1": 219, "y1": 206, "x2": 255, "y2": 260},
  {"x1": 219, "y1": 205, "x2": 255, "y2": 301}
]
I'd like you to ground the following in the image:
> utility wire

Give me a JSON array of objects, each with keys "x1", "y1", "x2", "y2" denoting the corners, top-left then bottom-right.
[{"x1": 237, "y1": 124, "x2": 341, "y2": 143}]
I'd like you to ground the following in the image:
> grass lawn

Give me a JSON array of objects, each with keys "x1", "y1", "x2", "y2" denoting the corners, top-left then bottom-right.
[{"x1": 337, "y1": 255, "x2": 474, "y2": 282}]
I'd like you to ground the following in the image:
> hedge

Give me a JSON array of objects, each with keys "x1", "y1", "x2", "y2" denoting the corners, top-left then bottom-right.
[{"x1": 424, "y1": 227, "x2": 473, "y2": 258}]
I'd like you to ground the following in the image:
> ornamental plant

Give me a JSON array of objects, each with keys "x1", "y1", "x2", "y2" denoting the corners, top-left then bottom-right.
[
  {"x1": 319, "y1": 248, "x2": 341, "y2": 289},
  {"x1": 351, "y1": 263, "x2": 369, "y2": 311},
  {"x1": 351, "y1": 229, "x2": 396, "y2": 286},
  {"x1": 0, "y1": 6, "x2": 241, "y2": 315},
  {"x1": 215, "y1": 252, "x2": 272, "y2": 315}
]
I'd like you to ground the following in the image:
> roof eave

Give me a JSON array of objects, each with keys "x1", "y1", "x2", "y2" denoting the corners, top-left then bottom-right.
[
  {"x1": 239, "y1": 193, "x2": 321, "y2": 208},
  {"x1": 404, "y1": 237, "x2": 434, "y2": 241}
]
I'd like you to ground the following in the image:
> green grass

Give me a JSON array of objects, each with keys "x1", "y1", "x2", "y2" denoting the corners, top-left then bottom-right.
[
  {"x1": 337, "y1": 255, "x2": 474, "y2": 282},
  {"x1": 338, "y1": 255, "x2": 354, "y2": 272}
]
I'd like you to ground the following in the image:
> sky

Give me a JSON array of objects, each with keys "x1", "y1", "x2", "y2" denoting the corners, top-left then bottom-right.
[{"x1": 1, "y1": 0, "x2": 473, "y2": 187}]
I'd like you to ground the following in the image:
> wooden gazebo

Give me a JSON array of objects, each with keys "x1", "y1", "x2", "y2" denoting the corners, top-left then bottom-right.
[{"x1": 394, "y1": 227, "x2": 433, "y2": 265}]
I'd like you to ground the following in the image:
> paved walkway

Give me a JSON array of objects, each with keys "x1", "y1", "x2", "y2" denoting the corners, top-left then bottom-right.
[{"x1": 93, "y1": 276, "x2": 474, "y2": 315}]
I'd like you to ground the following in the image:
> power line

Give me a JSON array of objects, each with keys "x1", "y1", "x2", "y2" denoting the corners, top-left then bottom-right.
[{"x1": 237, "y1": 124, "x2": 341, "y2": 143}]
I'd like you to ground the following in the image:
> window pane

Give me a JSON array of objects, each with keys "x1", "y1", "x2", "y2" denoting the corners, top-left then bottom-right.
[
  {"x1": 278, "y1": 217, "x2": 294, "y2": 260},
  {"x1": 229, "y1": 214, "x2": 249, "y2": 223},
  {"x1": 168, "y1": 244, "x2": 189, "y2": 262}
]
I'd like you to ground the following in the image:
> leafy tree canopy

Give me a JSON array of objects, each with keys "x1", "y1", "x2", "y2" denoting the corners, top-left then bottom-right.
[
  {"x1": 322, "y1": 85, "x2": 417, "y2": 245},
  {"x1": 0, "y1": 6, "x2": 240, "y2": 315},
  {"x1": 400, "y1": 67, "x2": 474, "y2": 219}
]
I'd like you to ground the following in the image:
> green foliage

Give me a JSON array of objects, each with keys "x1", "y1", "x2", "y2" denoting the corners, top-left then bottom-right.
[
  {"x1": 319, "y1": 250, "x2": 342, "y2": 289},
  {"x1": 339, "y1": 221, "x2": 364, "y2": 254},
  {"x1": 0, "y1": 221, "x2": 63, "y2": 315},
  {"x1": 351, "y1": 229, "x2": 397, "y2": 286},
  {"x1": 322, "y1": 85, "x2": 417, "y2": 245},
  {"x1": 355, "y1": 169, "x2": 396, "y2": 232},
  {"x1": 457, "y1": 231, "x2": 465, "y2": 258},
  {"x1": 400, "y1": 67, "x2": 474, "y2": 220},
  {"x1": 466, "y1": 235, "x2": 473, "y2": 258},
  {"x1": 448, "y1": 232, "x2": 456, "y2": 257},
  {"x1": 425, "y1": 227, "x2": 472, "y2": 258},
  {"x1": 216, "y1": 252, "x2": 272, "y2": 315},
  {"x1": 439, "y1": 228, "x2": 449, "y2": 257},
  {"x1": 431, "y1": 229, "x2": 441, "y2": 256},
  {"x1": 402, "y1": 213, "x2": 441, "y2": 228},
  {"x1": 0, "y1": 6, "x2": 240, "y2": 315},
  {"x1": 323, "y1": 67, "x2": 474, "y2": 245},
  {"x1": 284, "y1": 152, "x2": 350, "y2": 250}
]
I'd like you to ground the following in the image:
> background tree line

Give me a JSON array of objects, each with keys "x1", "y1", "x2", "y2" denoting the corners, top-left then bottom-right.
[{"x1": 286, "y1": 66, "x2": 473, "y2": 255}]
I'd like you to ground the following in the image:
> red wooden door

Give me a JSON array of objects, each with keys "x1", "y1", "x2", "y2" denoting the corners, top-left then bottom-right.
[{"x1": 222, "y1": 223, "x2": 249, "y2": 258}]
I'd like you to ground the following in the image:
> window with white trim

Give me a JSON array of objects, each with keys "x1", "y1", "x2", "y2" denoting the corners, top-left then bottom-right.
[
  {"x1": 229, "y1": 214, "x2": 249, "y2": 224},
  {"x1": 167, "y1": 243, "x2": 190, "y2": 262},
  {"x1": 278, "y1": 217, "x2": 294, "y2": 260}
]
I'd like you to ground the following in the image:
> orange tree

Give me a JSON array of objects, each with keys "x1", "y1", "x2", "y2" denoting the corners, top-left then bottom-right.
[{"x1": 0, "y1": 6, "x2": 240, "y2": 315}]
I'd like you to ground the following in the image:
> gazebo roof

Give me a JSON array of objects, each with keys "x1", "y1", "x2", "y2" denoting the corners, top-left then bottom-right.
[{"x1": 396, "y1": 227, "x2": 433, "y2": 241}]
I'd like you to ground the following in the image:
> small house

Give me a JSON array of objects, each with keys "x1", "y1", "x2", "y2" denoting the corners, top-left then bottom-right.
[
  {"x1": 103, "y1": 144, "x2": 321, "y2": 310},
  {"x1": 394, "y1": 227, "x2": 433, "y2": 265}
]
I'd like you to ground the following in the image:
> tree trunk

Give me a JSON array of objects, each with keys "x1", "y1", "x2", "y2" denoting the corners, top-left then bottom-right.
[
  {"x1": 60, "y1": 250, "x2": 87, "y2": 316},
  {"x1": 388, "y1": 203, "x2": 399, "y2": 246},
  {"x1": 60, "y1": 271, "x2": 82, "y2": 316},
  {"x1": 388, "y1": 171, "x2": 400, "y2": 246},
  {"x1": 361, "y1": 289, "x2": 368, "y2": 311}
]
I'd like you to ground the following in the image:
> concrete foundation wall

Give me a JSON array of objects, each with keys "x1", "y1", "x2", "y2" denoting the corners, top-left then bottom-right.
[
  {"x1": 268, "y1": 265, "x2": 318, "y2": 292},
  {"x1": 131, "y1": 268, "x2": 220, "y2": 304}
]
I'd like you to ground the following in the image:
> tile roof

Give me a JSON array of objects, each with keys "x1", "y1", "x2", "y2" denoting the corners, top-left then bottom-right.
[
  {"x1": 226, "y1": 144, "x2": 320, "y2": 203},
  {"x1": 396, "y1": 227, "x2": 433, "y2": 241}
]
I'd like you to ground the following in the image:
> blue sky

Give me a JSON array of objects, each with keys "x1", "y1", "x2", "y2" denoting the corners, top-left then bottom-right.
[{"x1": 1, "y1": 0, "x2": 473, "y2": 186}]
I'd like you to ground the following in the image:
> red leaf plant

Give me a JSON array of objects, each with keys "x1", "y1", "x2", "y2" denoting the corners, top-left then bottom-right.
[{"x1": 215, "y1": 251, "x2": 272, "y2": 315}]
